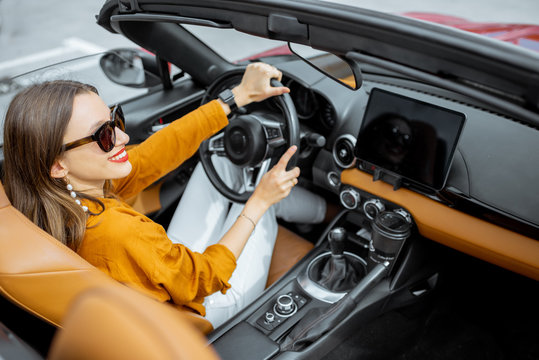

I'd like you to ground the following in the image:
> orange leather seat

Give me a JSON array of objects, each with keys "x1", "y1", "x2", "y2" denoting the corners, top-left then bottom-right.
[
  {"x1": 48, "y1": 285, "x2": 220, "y2": 360},
  {"x1": 266, "y1": 225, "x2": 314, "y2": 287},
  {"x1": 0, "y1": 180, "x2": 312, "y2": 334},
  {"x1": 0, "y1": 184, "x2": 119, "y2": 327},
  {"x1": 0, "y1": 181, "x2": 211, "y2": 333}
]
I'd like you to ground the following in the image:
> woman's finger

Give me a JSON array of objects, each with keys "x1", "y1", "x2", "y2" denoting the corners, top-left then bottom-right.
[
  {"x1": 276, "y1": 146, "x2": 297, "y2": 169},
  {"x1": 289, "y1": 178, "x2": 298, "y2": 187},
  {"x1": 267, "y1": 86, "x2": 290, "y2": 97},
  {"x1": 263, "y1": 65, "x2": 281, "y2": 79},
  {"x1": 278, "y1": 168, "x2": 300, "y2": 184}
]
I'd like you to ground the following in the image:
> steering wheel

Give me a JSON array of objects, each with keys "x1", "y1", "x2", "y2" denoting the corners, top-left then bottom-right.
[{"x1": 199, "y1": 74, "x2": 299, "y2": 203}]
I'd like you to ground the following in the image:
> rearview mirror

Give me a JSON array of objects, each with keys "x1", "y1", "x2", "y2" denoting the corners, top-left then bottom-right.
[
  {"x1": 288, "y1": 43, "x2": 362, "y2": 90},
  {"x1": 99, "y1": 49, "x2": 162, "y2": 88}
]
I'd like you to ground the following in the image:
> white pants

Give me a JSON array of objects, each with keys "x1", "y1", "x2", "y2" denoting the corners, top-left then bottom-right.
[{"x1": 167, "y1": 158, "x2": 325, "y2": 328}]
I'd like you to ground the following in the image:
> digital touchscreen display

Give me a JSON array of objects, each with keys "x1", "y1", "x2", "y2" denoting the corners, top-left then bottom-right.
[{"x1": 354, "y1": 88, "x2": 466, "y2": 190}]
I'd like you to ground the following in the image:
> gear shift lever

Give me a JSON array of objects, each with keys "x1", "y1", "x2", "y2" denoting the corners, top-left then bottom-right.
[
  {"x1": 309, "y1": 227, "x2": 364, "y2": 292},
  {"x1": 328, "y1": 227, "x2": 346, "y2": 257}
]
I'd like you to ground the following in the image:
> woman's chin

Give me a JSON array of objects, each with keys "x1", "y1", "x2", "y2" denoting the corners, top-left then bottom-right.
[{"x1": 108, "y1": 160, "x2": 132, "y2": 179}]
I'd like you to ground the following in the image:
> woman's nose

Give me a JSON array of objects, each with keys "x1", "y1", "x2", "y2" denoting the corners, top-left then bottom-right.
[{"x1": 115, "y1": 127, "x2": 130, "y2": 146}]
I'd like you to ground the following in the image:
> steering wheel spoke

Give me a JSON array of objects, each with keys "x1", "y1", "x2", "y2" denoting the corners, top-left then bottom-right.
[
  {"x1": 208, "y1": 132, "x2": 227, "y2": 156},
  {"x1": 242, "y1": 159, "x2": 271, "y2": 192}
]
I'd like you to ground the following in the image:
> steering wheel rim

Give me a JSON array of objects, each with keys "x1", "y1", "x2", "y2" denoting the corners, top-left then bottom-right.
[{"x1": 199, "y1": 75, "x2": 299, "y2": 203}]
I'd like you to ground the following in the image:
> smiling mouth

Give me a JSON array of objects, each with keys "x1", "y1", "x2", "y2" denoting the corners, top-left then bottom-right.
[{"x1": 108, "y1": 148, "x2": 129, "y2": 163}]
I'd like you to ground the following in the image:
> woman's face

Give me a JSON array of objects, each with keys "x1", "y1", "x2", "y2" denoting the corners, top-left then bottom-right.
[{"x1": 58, "y1": 92, "x2": 131, "y2": 193}]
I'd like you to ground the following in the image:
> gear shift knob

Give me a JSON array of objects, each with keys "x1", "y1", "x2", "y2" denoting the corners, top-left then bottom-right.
[{"x1": 328, "y1": 227, "x2": 347, "y2": 256}]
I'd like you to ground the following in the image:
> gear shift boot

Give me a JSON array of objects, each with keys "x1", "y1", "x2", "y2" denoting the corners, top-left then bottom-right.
[
  {"x1": 298, "y1": 227, "x2": 367, "y2": 302},
  {"x1": 308, "y1": 252, "x2": 365, "y2": 292}
]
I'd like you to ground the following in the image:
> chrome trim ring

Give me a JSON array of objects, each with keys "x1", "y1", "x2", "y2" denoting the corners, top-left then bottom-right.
[
  {"x1": 297, "y1": 251, "x2": 367, "y2": 304},
  {"x1": 340, "y1": 187, "x2": 360, "y2": 209},
  {"x1": 332, "y1": 134, "x2": 357, "y2": 168},
  {"x1": 327, "y1": 171, "x2": 341, "y2": 187},
  {"x1": 363, "y1": 199, "x2": 385, "y2": 220}
]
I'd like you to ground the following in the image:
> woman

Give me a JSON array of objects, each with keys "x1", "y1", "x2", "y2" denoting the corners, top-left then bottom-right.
[{"x1": 3, "y1": 63, "x2": 325, "y2": 327}]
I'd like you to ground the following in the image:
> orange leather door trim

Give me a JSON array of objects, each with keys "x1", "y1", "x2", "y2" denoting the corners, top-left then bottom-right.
[{"x1": 341, "y1": 169, "x2": 539, "y2": 280}]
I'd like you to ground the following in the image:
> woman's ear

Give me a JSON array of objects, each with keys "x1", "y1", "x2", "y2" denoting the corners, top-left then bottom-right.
[{"x1": 50, "y1": 160, "x2": 67, "y2": 179}]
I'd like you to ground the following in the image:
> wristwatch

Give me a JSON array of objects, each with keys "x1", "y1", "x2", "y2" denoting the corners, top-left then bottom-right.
[{"x1": 218, "y1": 89, "x2": 238, "y2": 112}]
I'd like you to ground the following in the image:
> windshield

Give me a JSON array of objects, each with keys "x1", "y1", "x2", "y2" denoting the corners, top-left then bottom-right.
[{"x1": 183, "y1": 25, "x2": 287, "y2": 63}]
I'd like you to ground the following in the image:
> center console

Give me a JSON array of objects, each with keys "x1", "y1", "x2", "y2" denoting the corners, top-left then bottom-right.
[{"x1": 209, "y1": 188, "x2": 440, "y2": 360}]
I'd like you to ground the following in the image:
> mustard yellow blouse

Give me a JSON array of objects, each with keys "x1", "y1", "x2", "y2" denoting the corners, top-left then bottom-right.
[{"x1": 77, "y1": 100, "x2": 234, "y2": 315}]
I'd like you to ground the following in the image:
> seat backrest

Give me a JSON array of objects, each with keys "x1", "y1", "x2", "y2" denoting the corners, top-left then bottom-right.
[
  {"x1": 48, "y1": 284, "x2": 220, "y2": 360},
  {"x1": 0, "y1": 182, "x2": 119, "y2": 327},
  {"x1": 0, "y1": 181, "x2": 213, "y2": 333}
]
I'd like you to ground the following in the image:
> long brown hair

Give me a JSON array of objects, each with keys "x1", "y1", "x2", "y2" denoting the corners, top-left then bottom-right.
[{"x1": 3, "y1": 80, "x2": 110, "y2": 250}]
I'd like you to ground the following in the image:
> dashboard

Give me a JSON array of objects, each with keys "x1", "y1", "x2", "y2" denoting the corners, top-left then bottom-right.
[{"x1": 269, "y1": 59, "x2": 539, "y2": 280}]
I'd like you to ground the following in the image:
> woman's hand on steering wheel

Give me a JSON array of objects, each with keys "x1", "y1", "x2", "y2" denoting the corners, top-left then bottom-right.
[
  {"x1": 201, "y1": 62, "x2": 299, "y2": 203},
  {"x1": 231, "y1": 63, "x2": 290, "y2": 109},
  {"x1": 247, "y1": 145, "x2": 300, "y2": 212}
]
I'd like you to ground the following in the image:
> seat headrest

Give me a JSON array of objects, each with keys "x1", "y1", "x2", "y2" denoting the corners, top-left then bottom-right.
[
  {"x1": 48, "y1": 286, "x2": 220, "y2": 360},
  {"x1": 0, "y1": 182, "x2": 10, "y2": 209}
]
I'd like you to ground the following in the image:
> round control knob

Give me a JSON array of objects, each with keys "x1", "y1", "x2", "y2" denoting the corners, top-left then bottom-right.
[
  {"x1": 394, "y1": 208, "x2": 412, "y2": 223},
  {"x1": 340, "y1": 188, "x2": 360, "y2": 209},
  {"x1": 265, "y1": 312, "x2": 275, "y2": 323},
  {"x1": 363, "y1": 199, "x2": 385, "y2": 220},
  {"x1": 274, "y1": 295, "x2": 296, "y2": 317}
]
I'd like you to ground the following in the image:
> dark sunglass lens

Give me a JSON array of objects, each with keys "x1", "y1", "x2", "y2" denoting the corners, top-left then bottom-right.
[
  {"x1": 98, "y1": 123, "x2": 116, "y2": 152},
  {"x1": 113, "y1": 106, "x2": 125, "y2": 131}
]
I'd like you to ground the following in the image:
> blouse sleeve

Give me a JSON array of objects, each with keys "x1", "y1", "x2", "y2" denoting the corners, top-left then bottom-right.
[
  {"x1": 113, "y1": 100, "x2": 228, "y2": 200},
  {"x1": 150, "y1": 239, "x2": 238, "y2": 306},
  {"x1": 81, "y1": 206, "x2": 237, "y2": 316}
]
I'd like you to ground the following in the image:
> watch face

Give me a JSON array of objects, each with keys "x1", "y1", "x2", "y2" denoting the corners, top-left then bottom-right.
[
  {"x1": 219, "y1": 89, "x2": 234, "y2": 103},
  {"x1": 219, "y1": 89, "x2": 237, "y2": 111}
]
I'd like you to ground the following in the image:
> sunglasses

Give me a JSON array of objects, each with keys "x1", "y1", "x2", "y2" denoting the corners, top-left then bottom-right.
[{"x1": 62, "y1": 105, "x2": 125, "y2": 153}]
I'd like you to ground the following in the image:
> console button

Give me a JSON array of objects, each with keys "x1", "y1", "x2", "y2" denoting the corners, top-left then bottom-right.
[
  {"x1": 340, "y1": 188, "x2": 360, "y2": 209},
  {"x1": 394, "y1": 208, "x2": 412, "y2": 223},
  {"x1": 265, "y1": 312, "x2": 275, "y2": 323},
  {"x1": 363, "y1": 199, "x2": 385, "y2": 220},
  {"x1": 256, "y1": 292, "x2": 309, "y2": 332},
  {"x1": 274, "y1": 295, "x2": 296, "y2": 317}
]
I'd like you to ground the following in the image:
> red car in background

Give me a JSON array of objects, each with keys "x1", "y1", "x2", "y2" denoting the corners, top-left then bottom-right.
[{"x1": 404, "y1": 12, "x2": 539, "y2": 51}]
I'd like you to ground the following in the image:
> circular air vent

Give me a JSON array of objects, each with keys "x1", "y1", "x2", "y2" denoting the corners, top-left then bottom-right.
[{"x1": 332, "y1": 134, "x2": 357, "y2": 168}]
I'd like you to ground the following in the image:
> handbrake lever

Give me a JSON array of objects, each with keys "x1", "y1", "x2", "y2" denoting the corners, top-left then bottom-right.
[{"x1": 280, "y1": 262, "x2": 389, "y2": 352}]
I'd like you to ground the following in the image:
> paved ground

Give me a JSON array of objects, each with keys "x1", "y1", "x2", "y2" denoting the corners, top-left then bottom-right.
[{"x1": 0, "y1": 0, "x2": 537, "y2": 78}]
